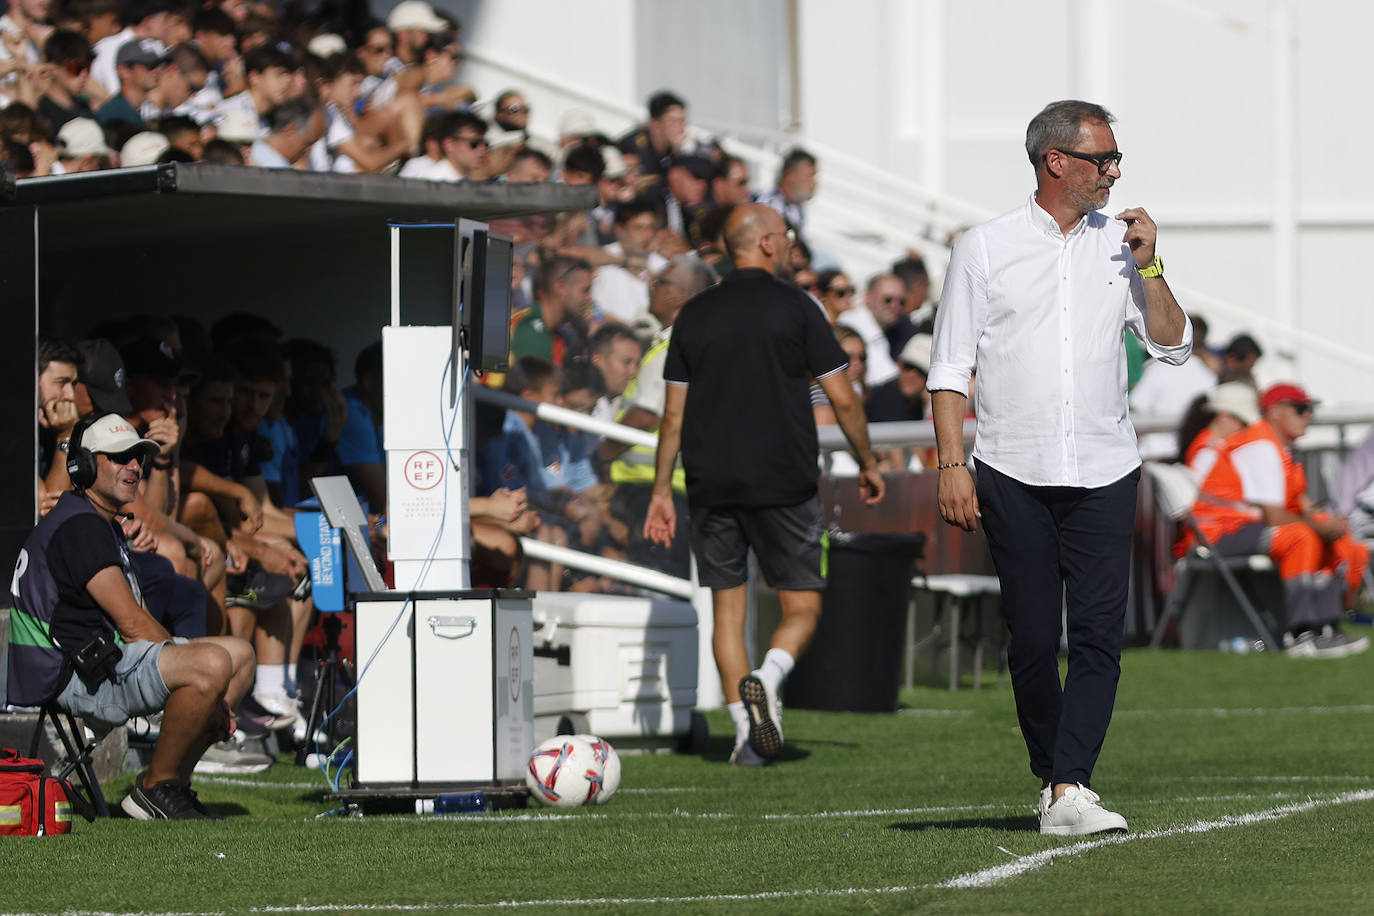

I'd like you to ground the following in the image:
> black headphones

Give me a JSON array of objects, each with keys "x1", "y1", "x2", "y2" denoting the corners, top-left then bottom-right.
[{"x1": 66, "y1": 414, "x2": 100, "y2": 491}]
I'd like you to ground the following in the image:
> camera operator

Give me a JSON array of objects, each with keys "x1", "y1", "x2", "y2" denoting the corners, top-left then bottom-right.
[{"x1": 7, "y1": 413, "x2": 256, "y2": 820}]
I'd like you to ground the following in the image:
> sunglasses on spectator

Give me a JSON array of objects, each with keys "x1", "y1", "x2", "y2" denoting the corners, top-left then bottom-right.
[
  {"x1": 828, "y1": 285, "x2": 853, "y2": 297},
  {"x1": 1284, "y1": 402, "x2": 1313, "y2": 416},
  {"x1": 800, "y1": 282, "x2": 820, "y2": 292},
  {"x1": 880, "y1": 295, "x2": 902, "y2": 304},
  {"x1": 1054, "y1": 148, "x2": 1123, "y2": 173},
  {"x1": 64, "y1": 60, "x2": 93, "y2": 76},
  {"x1": 456, "y1": 136, "x2": 488, "y2": 148}
]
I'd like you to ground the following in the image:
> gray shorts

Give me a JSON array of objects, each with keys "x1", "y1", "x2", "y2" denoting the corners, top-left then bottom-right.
[
  {"x1": 689, "y1": 494, "x2": 826, "y2": 591},
  {"x1": 56, "y1": 638, "x2": 186, "y2": 730}
]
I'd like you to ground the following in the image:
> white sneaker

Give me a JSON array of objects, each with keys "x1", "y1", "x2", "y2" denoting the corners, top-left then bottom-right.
[
  {"x1": 1039, "y1": 784, "x2": 1128, "y2": 836},
  {"x1": 252, "y1": 688, "x2": 300, "y2": 725},
  {"x1": 1036, "y1": 785, "x2": 1052, "y2": 819},
  {"x1": 728, "y1": 743, "x2": 768, "y2": 767},
  {"x1": 739, "y1": 674, "x2": 783, "y2": 758}
]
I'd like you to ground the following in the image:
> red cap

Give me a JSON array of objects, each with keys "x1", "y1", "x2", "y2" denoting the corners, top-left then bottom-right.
[{"x1": 1259, "y1": 382, "x2": 1319, "y2": 411}]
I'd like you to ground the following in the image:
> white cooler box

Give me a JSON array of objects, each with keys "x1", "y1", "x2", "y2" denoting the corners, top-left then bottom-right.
[{"x1": 532, "y1": 593, "x2": 706, "y2": 751}]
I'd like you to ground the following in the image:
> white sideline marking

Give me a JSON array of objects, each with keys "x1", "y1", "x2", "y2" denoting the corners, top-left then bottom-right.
[
  {"x1": 1186, "y1": 775, "x2": 1373, "y2": 783},
  {"x1": 5, "y1": 793, "x2": 1372, "y2": 914},
  {"x1": 939, "y1": 789, "x2": 1374, "y2": 889},
  {"x1": 618, "y1": 787, "x2": 698, "y2": 794},
  {"x1": 1115, "y1": 704, "x2": 1374, "y2": 718}
]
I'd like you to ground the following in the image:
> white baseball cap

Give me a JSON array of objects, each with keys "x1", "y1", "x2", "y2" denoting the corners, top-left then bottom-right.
[
  {"x1": 120, "y1": 131, "x2": 170, "y2": 167},
  {"x1": 387, "y1": 1, "x2": 448, "y2": 33},
  {"x1": 307, "y1": 33, "x2": 347, "y2": 58},
  {"x1": 57, "y1": 118, "x2": 114, "y2": 158},
  {"x1": 216, "y1": 108, "x2": 265, "y2": 144},
  {"x1": 1206, "y1": 381, "x2": 1260, "y2": 425},
  {"x1": 898, "y1": 334, "x2": 933, "y2": 375},
  {"x1": 80, "y1": 413, "x2": 159, "y2": 461},
  {"x1": 558, "y1": 109, "x2": 596, "y2": 140}
]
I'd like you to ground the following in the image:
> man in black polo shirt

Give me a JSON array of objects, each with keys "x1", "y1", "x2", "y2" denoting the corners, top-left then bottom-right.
[
  {"x1": 645, "y1": 203, "x2": 885, "y2": 766},
  {"x1": 8, "y1": 413, "x2": 256, "y2": 819}
]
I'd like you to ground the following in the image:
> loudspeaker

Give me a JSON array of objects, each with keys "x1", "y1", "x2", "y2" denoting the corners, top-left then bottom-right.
[{"x1": 66, "y1": 415, "x2": 99, "y2": 491}]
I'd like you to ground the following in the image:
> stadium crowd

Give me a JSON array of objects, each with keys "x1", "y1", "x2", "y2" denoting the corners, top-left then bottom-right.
[{"x1": 8, "y1": 1, "x2": 1374, "y2": 815}]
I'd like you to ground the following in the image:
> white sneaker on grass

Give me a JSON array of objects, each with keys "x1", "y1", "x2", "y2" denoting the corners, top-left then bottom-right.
[
  {"x1": 252, "y1": 688, "x2": 300, "y2": 724},
  {"x1": 739, "y1": 674, "x2": 783, "y2": 759},
  {"x1": 194, "y1": 737, "x2": 273, "y2": 775},
  {"x1": 1039, "y1": 784, "x2": 1128, "y2": 836},
  {"x1": 1036, "y1": 785, "x2": 1052, "y2": 819},
  {"x1": 728, "y1": 743, "x2": 767, "y2": 767}
]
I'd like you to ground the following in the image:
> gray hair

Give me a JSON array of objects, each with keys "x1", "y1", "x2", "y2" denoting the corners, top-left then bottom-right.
[
  {"x1": 1025, "y1": 100, "x2": 1115, "y2": 166},
  {"x1": 665, "y1": 254, "x2": 718, "y2": 297}
]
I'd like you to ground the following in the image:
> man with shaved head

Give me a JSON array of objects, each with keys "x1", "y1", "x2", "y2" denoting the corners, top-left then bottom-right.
[{"x1": 645, "y1": 203, "x2": 884, "y2": 767}]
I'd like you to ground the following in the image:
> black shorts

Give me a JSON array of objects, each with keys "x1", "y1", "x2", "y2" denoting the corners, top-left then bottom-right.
[{"x1": 688, "y1": 494, "x2": 825, "y2": 591}]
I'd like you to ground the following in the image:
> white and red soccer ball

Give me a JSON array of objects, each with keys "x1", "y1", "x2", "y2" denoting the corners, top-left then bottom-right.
[{"x1": 525, "y1": 734, "x2": 620, "y2": 807}]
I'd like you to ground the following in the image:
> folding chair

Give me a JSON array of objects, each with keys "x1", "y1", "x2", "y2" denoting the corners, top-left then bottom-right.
[
  {"x1": 1143, "y1": 461, "x2": 1281, "y2": 652},
  {"x1": 30, "y1": 703, "x2": 108, "y2": 820}
]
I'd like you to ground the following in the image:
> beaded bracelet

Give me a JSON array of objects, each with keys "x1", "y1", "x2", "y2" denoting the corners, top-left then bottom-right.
[{"x1": 936, "y1": 462, "x2": 967, "y2": 470}]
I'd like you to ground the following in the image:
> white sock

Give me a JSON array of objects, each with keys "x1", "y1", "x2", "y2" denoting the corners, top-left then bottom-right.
[
  {"x1": 255, "y1": 665, "x2": 286, "y2": 696},
  {"x1": 756, "y1": 648, "x2": 795, "y2": 696},
  {"x1": 727, "y1": 701, "x2": 750, "y2": 747},
  {"x1": 283, "y1": 663, "x2": 297, "y2": 696}
]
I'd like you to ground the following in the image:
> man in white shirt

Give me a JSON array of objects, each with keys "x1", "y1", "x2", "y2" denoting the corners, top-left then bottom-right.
[
  {"x1": 837, "y1": 273, "x2": 901, "y2": 389},
  {"x1": 591, "y1": 198, "x2": 668, "y2": 327},
  {"x1": 930, "y1": 100, "x2": 1191, "y2": 837},
  {"x1": 1131, "y1": 312, "x2": 1218, "y2": 458},
  {"x1": 90, "y1": 0, "x2": 167, "y2": 98}
]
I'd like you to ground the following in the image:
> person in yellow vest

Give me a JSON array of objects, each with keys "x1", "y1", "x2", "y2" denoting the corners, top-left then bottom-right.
[{"x1": 602, "y1": 255, "x2": 718, "y2": 577}]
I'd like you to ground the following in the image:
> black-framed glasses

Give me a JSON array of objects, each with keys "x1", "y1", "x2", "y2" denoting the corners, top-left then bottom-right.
[
  {"x1": 500, "y1": 104, "x2": 529, "y2": 116},
  {"x1": 1055, "y1": 148, "x2": 1123, "y2": 173}
]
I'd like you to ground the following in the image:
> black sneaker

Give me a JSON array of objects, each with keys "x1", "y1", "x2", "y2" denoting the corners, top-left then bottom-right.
[
  {"x1": 225, "y1": 568, "x2": 295, "y2": 609},
  {"x1": 739, "y1": 674, "x2": 784, "y2": 759},
  {"x1": 183, "y1": 785, "x2": 223, "y2": 820},
  {"x1": 121, "y1": 779, "x2": 213, "y2": 820}
]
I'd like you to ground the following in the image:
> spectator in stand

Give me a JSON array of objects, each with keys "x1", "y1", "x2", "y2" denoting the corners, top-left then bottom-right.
[
  {"x1": 837, "y1": 273, "x2": 902, "y2": 388},
  {"x1": 590, "y1": 198, "x2": 668, "y2": 327},
  {"x1": 160, "y1": 114, "x2": 202, "y2": 159},
  {"x1": 815, "y1": 269, "x2": 855, "y2": 325},
  {"x1": 492, "y1": 89, "x2": 529, "y2": 135},
  {"x1": 586, "y1": 147, "x2": 635, "y2": 241},
  {"x1": 663, "y1": 154, "x2": 712, "y2": 247},
  {"x1": 560, "y1": 141, "x2": 603, "y2": 186},
  {"x1": 139, "y1": 42, "x2": 207, "y2": 125},
  {"x1": 1190, "y1": 382, "x2": 1368, "y2": 658},
  {"x1": 504, "y1": 145, "x2": 551, "y2": 183},
  {"x1": 862, "y1": 272, "x2": 915, "y2": 361},
  {"x1": 251, "y1": 97, "x2": 320, "y2": 169},
  {"x1": 892, "y1": 254, "x2": 933, "y2": 332},
  {"x1": 89, "y1": 0, "x2": 167, "y2": 99},
  {"x1": 189, "y1": 6, "x2": 236, "y2": 110},
  {"x1": 511, "y1": 255, "x2": 593, "y2": 367},
  {"x1": 335, "y1": 341, "x2": 387, "y2": 516},
  {"x1": 1131, "y1": 313, "x2": 1218, "y2": 459},
  {"x1": 620, "y1": 90, "x2": 690, "y2": 184},
  {"x1": 213, "y1": 107, "x2": 262, "y2": 162},
  {"x1": 36, "y1": 29, "x2": 96, "y2": 131},
  {"x1": 756, "y1": 147, "x2": 816, "y2": 232},
  {"x1": 868, "y1": 333, "x2": 933, "y2": 422},
  {"x1": 387, "y1": 1, "x2": 448, "y2": 69},
  {"x1": 311, "y1": 52, "x2": 409, "y2": 173},
  {"x1": 215, "y1": 43, "x2": 293, "y2": 133},
  {"x1": 95, "y1": 39, "x2": 163, "y2": 128},
  {"x1": 587, "y1": 324, "x2": 643, "y2": 431},
  {"x1": 200, "y1": 135, "x2": 243, "y2": 164},
  {"x1": 1174, "y1": 381, "x2": 1259, "y2": 482},
  {"x1": 711, "y1": 155, "x2": 752, "y2": 208},
  {"x1": 1218, "y1": 333, "x2": 1263, "y2": 387},
  {"x1": 397, "y1": 109, "x2": 487, "y2": 181},
  {"x1": 0, "y1": 0, "x2": 50, "y2": 85}
]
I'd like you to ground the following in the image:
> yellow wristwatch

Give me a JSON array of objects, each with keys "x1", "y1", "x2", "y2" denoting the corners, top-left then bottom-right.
[{"x1": 1136, "y1": 256, "x2": 1164, "y2": 279}]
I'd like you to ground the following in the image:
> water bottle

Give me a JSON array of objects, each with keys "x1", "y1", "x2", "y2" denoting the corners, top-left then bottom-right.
[{"x1": 415, "y1": 791, "x2": 488, "y2": 814}]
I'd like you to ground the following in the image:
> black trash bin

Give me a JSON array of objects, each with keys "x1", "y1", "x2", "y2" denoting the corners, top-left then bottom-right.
[{"x1": 786, "y1": 530, "x2": 925, "y2": 713}]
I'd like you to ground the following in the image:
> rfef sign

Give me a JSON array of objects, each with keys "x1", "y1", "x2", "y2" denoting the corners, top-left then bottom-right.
[{"x1": 403, "y1": 450, "x2": 444, "y2": 490}]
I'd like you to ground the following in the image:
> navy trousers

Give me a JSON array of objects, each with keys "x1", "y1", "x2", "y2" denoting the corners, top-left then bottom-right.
[
  {"x1": 975, "y1": 461, "x2": 1140, "y2": 788},
  {"x1": 131, "y1": 551, "x2": 209, "y2": 639}
]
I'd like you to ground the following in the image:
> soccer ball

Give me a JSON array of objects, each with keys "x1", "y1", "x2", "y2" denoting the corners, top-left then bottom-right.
[
  {"x1": 525, "y1": 736, "x2": 603, "y2": 808},
  {"x1": 576, "y1": 734, "x2": 621, "y2": 804}
]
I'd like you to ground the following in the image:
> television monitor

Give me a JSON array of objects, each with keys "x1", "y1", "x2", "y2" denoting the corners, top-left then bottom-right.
[{"x1": 468, "y1": 228, "x2": 513, "y2": 374}]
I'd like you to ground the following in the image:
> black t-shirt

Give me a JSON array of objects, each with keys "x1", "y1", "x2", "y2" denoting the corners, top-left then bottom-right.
[
  {"x1": 47, "y1": 512, "x2": 130, "y2": 651},
  {"x1": 664, "y1": 267, "x2": 847, "y2": 507},
  {"x1": 866, "y1": 379, "x2": 926, "y2": 423}
]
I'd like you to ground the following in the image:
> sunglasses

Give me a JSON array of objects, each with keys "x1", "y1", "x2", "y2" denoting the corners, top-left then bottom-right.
[
  {"x1": 828, "y1": 286, "x2": 853, "y2": 297},
  {"x1": 456, "y1": 136, "x2": 488, "y2": 148},
  {"x1": 64, "y1": 60, "x2": 93, "y2": 76},
  {"x1": 1285, "y1": 402, "x2": 1313, "y2": 416},
  {"x1": 1055, "y1": 148, "x2": 1123, "y2": 173},
  {"x1": 880, "y1": 295, "x2": 902, "y2": 304},
  {"x1": 99, "y1": 448, "x2": 150, "y2": 467},
  {"x1": 500, "y1": 104, "x2": 529, "y2": 115}
]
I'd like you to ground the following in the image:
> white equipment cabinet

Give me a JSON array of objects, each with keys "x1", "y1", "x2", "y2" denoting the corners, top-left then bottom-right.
[
  {"x1": 354, "y1": 590, "x2": 533, "y2": 787},
  {"x1": 531, "y1": 593, "x2": 707, "y2": 751}
]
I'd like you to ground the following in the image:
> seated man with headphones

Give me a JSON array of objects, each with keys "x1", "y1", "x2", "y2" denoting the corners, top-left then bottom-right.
[{"x1": 7, "y1": 414, "x2": 256, "y2": 820}]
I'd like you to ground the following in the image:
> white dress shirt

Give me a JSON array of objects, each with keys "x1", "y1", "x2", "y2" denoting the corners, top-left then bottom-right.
[{"x1": 928, "y1": 194, "x2": 1193, "y2": 488}]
